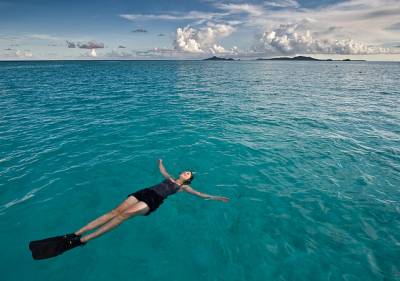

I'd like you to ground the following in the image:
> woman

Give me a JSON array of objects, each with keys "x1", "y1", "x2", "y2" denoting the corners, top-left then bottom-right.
[{"x1": 29, "y1": 159, "x2": 230, "y2": 260}]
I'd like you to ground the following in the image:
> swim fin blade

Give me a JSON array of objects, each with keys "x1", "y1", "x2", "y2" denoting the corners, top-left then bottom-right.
[
  {"x1": 29, "y1": 233, "x2": 77, "y2": 248},
  {"x1": 29, "y1": 234, "x2": 84, "y2": 260}
]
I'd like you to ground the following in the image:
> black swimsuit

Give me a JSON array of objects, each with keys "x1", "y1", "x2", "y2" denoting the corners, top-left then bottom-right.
[{"x1": 127, "y1": 179, "x2": 181, "y2": 216}]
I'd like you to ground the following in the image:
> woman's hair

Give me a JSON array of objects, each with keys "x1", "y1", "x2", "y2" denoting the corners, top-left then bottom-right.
[{"x1": 183, "y1": 171, "x2": 194, "y2": 185}]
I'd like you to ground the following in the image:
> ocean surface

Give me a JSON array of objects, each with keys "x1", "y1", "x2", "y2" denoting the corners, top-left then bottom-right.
[{"x1": 0, "y1": 60, "x2": 399, "y2": 281}]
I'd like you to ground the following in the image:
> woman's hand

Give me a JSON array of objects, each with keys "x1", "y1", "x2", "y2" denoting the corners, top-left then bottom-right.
[
  {"x1": 158, "y1": 159, "x2": 163, "y2": 165},
  {"x1": 212, "y1": 196, "x2": 230, "y2": 203}
]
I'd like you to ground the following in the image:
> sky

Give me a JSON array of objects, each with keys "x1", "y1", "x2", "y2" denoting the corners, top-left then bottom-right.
[{"x1": 0, "y1": 0, "x2": 399, "y2": 60}]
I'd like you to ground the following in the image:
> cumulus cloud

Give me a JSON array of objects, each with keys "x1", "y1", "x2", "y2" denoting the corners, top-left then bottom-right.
[
  {"x1": 214, "y1": 0, "x2": 400, "y2": 56},
  {"x1": 15, "y1": 50, "x2": 33, "y2": 58},
  {"x1": 80, "y1": 48, "x2": 98, "y2": 58},
  {"x1": 174, "y1": 22, "x2": 235, "y2": 53},
  {"x1": 210, "y1": 44, "x2": 226, "y2": 53},
  {"x1": 77, "y1": 41, "x2": 104, "y2": 49},
  {"x1": 116, "y1": 0, "x2": 400, "y2": 58},
  {"x1": 66, "y1": 40, "x2": 104, "y2": 49},
  {"x1": 175, "y1": 27, "x2": 203, "y2": 53},
  {"x1": 258, "y1": 22, "x2": 394, "y2": 55}
]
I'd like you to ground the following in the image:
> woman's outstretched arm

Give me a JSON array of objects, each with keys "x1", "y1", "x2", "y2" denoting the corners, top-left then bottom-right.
[
  {"x1": 158, "y1": 159, "x2": 174, "y2": 180},
  {"x1": 181, "y1": 185, "x2": 230, "y2": 202}
]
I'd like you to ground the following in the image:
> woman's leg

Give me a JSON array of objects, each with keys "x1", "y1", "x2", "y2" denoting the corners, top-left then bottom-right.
[
  {"x1": 81, "y1": 201, "x2": 150, "y2": 243},
  {"x1": 75, "y1": 196, "x2": 139, "y2": 236}
]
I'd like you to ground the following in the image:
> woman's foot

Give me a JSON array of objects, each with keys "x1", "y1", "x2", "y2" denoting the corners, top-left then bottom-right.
[
  {"x1": 67, "y1": 236, "x2": 86, "y2": 246},
  {"x1": 65, "y1": 233, "x2": 81, "y2": 239},
  {"x1": 80, "y1": 235, "x2": 89, "y2": 243},
  {"x1": 69, "y1": 233, "x2": 86, "y2": 244}
]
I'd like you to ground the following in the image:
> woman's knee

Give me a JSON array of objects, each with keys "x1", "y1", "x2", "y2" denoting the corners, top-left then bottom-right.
[
  {"x1": 116, "y1": 212, "x2": 132, "y2": 221},
  {"x1": 109, "y1": 209, "x2": 120, "y2": 217}
]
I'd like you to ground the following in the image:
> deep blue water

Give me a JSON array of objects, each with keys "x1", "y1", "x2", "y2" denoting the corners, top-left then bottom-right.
[{"x1": 0, "y1": 60, "x2": 399, "y2": 281}]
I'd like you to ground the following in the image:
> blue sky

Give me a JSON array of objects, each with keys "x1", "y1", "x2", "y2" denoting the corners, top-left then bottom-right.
[{"x1": 1, "y1": 0, "x2": 399, "y2": 60}]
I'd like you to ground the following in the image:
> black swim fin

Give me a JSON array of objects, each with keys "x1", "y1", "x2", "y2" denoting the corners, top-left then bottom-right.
[
  {"x1": 29, "y1": 234, "x2": 85, "y2": 260},
  {"x1": 29, "y1": 233, "x2": 77, "y2": 247}
]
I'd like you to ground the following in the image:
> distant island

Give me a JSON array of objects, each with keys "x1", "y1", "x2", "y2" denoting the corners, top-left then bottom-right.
[
  {"x1": 202, "y1": 55, "x2": 366, "y2": 61},
  {"x1": 256, "y1": 56, "x2": 366, "y2": 61},
  {"x1": 203, "y1": 56, "x2": 235, "y2": 61}
]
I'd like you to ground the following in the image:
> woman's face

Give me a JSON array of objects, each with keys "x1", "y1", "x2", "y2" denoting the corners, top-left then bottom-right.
[{"x1": 179, "y1": 171, "x2": 192, "y2": 181}]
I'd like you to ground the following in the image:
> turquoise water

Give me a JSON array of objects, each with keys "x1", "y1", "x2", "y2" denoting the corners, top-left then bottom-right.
[{"x1": 1, "y1": 60, "x2": 399, "y2": 281}]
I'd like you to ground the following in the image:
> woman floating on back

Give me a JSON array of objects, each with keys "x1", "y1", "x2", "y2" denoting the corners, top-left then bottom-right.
[{"x1": 29, "y1": 159, "x2": 230, "y2": 260}]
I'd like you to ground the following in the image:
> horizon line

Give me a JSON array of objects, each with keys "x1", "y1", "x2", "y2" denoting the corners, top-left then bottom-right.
[{"x1": 2, "y1": 59, "x2": 399, "y2": 62}]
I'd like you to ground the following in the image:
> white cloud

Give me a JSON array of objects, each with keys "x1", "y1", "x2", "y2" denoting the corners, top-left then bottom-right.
[
  {"x1": 120, "y1": 11, "x2": 220, "y2": 21},
  {"x1": 264, "y1": 0, "x2": 300, "y2": 8},
  {"x1": 2, "y1": 0, "x2": 399, "y2": 59},
  {"x1": 15, "y1": 50, "x2": 33, "y2": 58},
  {"x1": 118, "y1": 0, "x2": 400, "y2": 58},
  {"x1": 248, "y1": 0, "x2": 400, "y2": 46},
  {"x1": 174, "y1": 22, "x2": 235, "y2": 53},
  {"x1": 175, "y1": 27, "x2": 203, "y2": 53},
  {"x1": 214, "y1": 3, "x2": 264, "y2": 16},
  {"x1": 258, "y1": 22, "x2": 395, "y2": 55},
  {"x1": 209, "y1": 44, "x2": 226, "y2": 54},
  {"x1": 78, "y1": 48, "x2": 98, "y2": 58}
]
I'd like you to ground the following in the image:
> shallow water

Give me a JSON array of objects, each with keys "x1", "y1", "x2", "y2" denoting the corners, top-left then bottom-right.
[{"x1": 0, "y1": 60, "x2": 399, "y2": 281}]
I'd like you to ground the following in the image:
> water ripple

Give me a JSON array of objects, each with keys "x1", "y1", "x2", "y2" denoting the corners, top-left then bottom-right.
[{"x1": 0, "y1": 61, "x2": 399, "y2": 281}]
